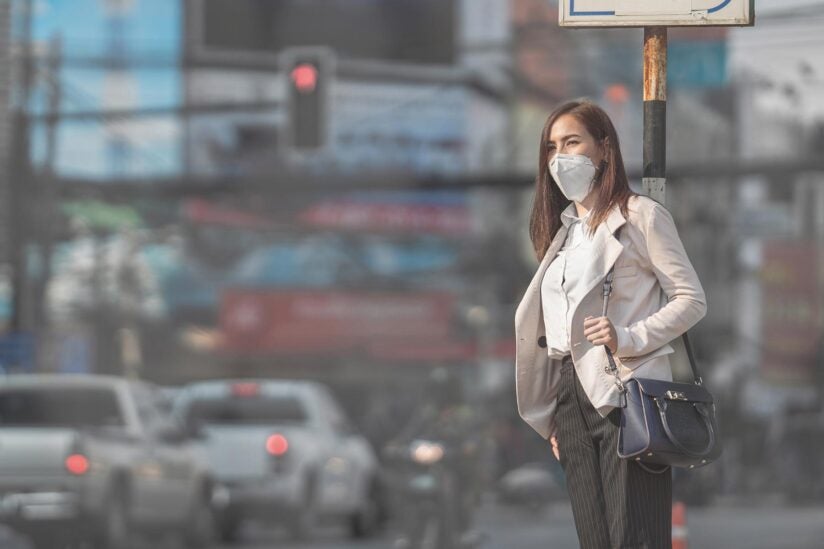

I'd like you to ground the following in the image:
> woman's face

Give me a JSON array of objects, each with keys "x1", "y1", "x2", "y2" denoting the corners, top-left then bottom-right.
[{"x1": 546, "y1": 114, "x2": 605, "y2": 168}]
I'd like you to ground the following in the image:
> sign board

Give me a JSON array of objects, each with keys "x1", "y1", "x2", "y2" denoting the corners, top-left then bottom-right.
[
  {"x1": 220, "y1": 291, "x2": 456, "y2": 355},
  {"x1": 298, "y1": 200, "x2": 472, "y2": 235},
  {"x1": 760, "y1": 242, "x2": 821, "y2": 385},
  {"x1": 559, "y1": 0, "x2": 754, "y2": 27},
  {"x1": 668, "y1": 39, "x2": 726, "y2": 88}
]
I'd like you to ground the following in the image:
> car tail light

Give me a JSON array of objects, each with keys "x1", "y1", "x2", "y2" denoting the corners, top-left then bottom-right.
[
  {"x1": 65, "y1": 454, "x2": 90, "y2": 476},
  {"x1": 231, "y1": 382, "x2": 261, "y2": 397},
  {"x1": 266, "y1": 434, "x2": 289, "y2": 457}
]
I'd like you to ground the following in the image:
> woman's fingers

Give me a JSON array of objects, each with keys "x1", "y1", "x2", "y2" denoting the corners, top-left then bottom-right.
[
  {"x1": 550, "y1": 436, "x2": 560, "y2": 461},
  {"x1": 583, "y1": 316, "x2": 610, "y2": 336},
  {"x1": 584, "y1": 316, "x2": 617, "y2": 349},
  {"x1": 587, "y1": 328, "x2": 610, "y2": 342}
]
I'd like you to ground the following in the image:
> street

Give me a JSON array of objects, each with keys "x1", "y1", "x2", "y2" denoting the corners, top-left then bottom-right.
[
  {"x1": 1, "y1": 498, "x2": 823, "y2": 548},
  {"x1": 205, "y1": 499, "x2": 824, "y2": 549}
]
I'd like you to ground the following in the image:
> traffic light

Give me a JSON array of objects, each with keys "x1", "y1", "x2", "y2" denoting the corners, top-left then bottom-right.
[{"x1": 284, "y1": 50, "x2": 331, "y2": 152}]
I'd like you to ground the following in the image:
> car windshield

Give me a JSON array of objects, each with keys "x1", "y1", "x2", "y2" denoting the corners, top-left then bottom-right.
[
  {"x1": 0, "y1": 387, "x2": 125, "y2": 428},
  {"x1": 185, "y1": 395, "x2": 309, "y2": 426}
]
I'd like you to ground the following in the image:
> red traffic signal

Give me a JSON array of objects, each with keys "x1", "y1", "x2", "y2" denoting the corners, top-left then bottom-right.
[
  {"x1": 291, "y1": 63, "x2": 319, "y2": 93},
  {"x1": 285, "y1": 53, "x2": 329, "y2": 151}
]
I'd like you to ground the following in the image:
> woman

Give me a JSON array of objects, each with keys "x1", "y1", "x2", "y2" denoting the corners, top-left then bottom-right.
[{"x1": 515, "y1": 100, "x2": 706, "y2": 548}]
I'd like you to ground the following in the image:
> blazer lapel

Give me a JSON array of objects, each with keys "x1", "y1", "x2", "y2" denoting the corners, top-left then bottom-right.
[
  {"x1": 537, "y1": 225, "x2": 570, "y2": 285},
  {"x1": 570, "y1": 206, "x2": 628, "y2": 321},
  {"x1": 529, "y1": 225, "x2": 570, "y2": 294},
  {"x1": 515, "y1": 225, "x2": 570, "y2": 325}
]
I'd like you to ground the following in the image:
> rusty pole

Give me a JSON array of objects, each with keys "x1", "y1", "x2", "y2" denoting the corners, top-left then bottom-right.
[{"x1": 643, "y1": 27, "x2": 667, "y2": 204}]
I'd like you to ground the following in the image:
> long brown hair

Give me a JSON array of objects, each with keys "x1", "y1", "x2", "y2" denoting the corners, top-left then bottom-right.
[{"x1": 529, "y1": 100, "x2": 635, "y2": 260}]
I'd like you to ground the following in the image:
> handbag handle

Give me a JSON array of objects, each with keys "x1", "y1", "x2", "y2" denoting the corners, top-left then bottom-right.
[
  {"x1": 602, "y1": 228, "x2": 705, "y2": 387},
  {"x1": 655, "y1": 399, "x2": 717, "y2": 458}
]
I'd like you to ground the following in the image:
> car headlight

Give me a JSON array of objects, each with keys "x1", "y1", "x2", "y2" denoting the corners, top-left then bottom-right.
[
  {"x1": 324, "y1": 456, "x2": 350, "y2": 475},
  {"x1": 411, "y1": 440, "x2": 445, "y2": 465}
]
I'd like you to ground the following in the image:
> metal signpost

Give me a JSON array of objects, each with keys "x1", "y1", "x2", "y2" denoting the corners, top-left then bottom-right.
[{"x1": 559, "y1": 0, "x2": 755, "y2": 203}]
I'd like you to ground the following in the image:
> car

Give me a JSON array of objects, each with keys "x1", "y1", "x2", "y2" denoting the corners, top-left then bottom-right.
[
  {"x1": 174, "y1": 379, "x2": 383, "y2": 541},
  {"x1": 0, "y1": 374, "x2": 216, "y2": 549}
]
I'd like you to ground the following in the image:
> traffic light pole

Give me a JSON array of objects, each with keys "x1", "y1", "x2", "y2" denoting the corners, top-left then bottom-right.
[{"x1": 642, "y1": 27, "x2": 667, "y2": 204}]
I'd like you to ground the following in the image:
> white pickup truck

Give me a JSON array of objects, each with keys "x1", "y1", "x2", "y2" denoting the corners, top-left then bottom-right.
[
  {"x1": 175, "y1": 379, "x2": 384, "y2": 542},
  {"x1": 0, "y1": 375, "x2": 215, "y2": 549}
]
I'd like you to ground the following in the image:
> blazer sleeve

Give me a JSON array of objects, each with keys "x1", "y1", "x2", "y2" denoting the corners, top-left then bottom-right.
[{"x1": 614, "y1": 203, "x2": 707, "y2": 357}]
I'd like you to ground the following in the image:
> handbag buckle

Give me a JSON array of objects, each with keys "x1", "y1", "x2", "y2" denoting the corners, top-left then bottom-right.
[{"x1": 665, "y1": 390, "x2": 688, "y2": 401}]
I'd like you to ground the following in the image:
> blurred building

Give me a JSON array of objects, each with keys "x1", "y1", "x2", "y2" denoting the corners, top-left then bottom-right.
[
  {"x1": 161, "y1": 0, "x2": 519, "y2": 397},
  {"x1": 182, "y1": 0, "x2": 510, "y2": 176}
]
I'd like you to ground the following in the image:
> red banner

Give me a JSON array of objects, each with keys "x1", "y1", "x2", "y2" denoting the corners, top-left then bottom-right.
[
  {"x1": 184, "y1": 199, "x2": 273, "y2": 230},
  {"x1": 298, "y1": 201, "x2": 472, "y2": 235},
  {"x1": 220, "y1": 290, "x2": 456, "y2": 356}
]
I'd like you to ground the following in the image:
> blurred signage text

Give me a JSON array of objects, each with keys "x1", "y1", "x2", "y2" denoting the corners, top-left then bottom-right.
[
  {"x1": 220, "y1": 291, "x2": 455, "y2": 355},
  {"x1": 760, "y1": 242, "x2": 821, "y2": 384},
  {"x1": 559, "y1": 0, "x2": 754, "y2": 27},
  {"x1": 299, "y1": 200, "x2": 472, "y2": 235}
]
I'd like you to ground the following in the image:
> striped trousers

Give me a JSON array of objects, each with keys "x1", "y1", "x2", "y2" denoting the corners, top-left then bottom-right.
[{"x1": 556, "y1": 356, "x2": 671, "y2": 549}]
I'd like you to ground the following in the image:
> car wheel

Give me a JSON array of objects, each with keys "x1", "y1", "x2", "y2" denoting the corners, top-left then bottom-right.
[
  {"x1": 185, "y1": 494, "x2": 216, "y2": 548},
  {"x1": 350, "y1": 479, "x2": 382, "y2": 538},
  {"x1": 95, "y1": 492, "x2": 132, "y2": 549},
  {"x1": 289, "y1": 473, "x2": 318, "y2": 540}
]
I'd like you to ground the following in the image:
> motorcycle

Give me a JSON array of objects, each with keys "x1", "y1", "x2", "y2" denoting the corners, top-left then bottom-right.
[{"x1": 384, "y1": 438, "x2": 478, "y2": 549}]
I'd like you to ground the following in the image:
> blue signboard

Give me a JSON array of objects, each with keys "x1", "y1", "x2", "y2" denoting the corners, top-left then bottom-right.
[{"x1": 669, "y1": 40, "x2": 727, "y2": 89}]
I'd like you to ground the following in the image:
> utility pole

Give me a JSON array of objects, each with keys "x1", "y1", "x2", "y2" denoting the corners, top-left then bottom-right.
[
  {"x1": 9, "y1": 0, "x2": 34, "y2": 333},
  {"x1": 33, "y1": 34, "x2": 62, "y2": 329},
  {"x1": 642, "y1": 28, "x2": 667, "y2": 204},
  {"x1": 0, "y1": 1, "x2": 12, "y2": 323}
]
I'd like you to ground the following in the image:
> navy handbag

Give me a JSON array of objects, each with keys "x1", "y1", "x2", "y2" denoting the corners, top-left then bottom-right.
[{"x1": 601, "y1": 260, "x2": 722, "y2": 473}]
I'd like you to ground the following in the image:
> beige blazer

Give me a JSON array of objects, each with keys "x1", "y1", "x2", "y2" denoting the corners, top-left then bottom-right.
[{"x1": 514, "y1": 195, "x2": 707, "y2": 440}]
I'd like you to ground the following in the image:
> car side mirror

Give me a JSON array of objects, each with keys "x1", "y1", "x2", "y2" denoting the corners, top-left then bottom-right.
[{"x1": 157, "y1": 423, "x2": 187, "y2": 445}]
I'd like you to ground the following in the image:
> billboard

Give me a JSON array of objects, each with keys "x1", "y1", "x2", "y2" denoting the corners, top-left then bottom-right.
[
  {"x1": 331, "y1": 81, "x2": 468, "y2": 175},
  {"x1": 185, "y1": 78, "x2": 470, "y2": 176},
  {"x1": 189, "y1": 0, "x2": 456, "y2": 65},
  {"x1": 220, "y1": 290, "x2": 456, "y2": 355},
  {"x1": 298, "y1": 199, "x2": 472, "y2": 236},
  {"x1": 760, "y1": 242, "x2": 821, "y2": 384}
]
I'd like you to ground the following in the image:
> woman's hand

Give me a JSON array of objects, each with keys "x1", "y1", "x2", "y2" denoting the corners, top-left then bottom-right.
[
  {"x1": 584, "y1": 316, "x2": 618, "y2": 353},
  {"x1": 550, "y1": 435, "x2": 560, "y2": 461}
]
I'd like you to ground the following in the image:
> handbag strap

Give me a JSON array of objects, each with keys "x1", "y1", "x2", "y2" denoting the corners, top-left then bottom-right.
[
  {"x1": 602, "y1": 228, "x2": 705, "y2": 388},
  {"x1": 601, "y1": 260, "x2": 627, "y2": 404},
  {"x1": 680, "y1": 331, "x2": 704, "y2": 386}
]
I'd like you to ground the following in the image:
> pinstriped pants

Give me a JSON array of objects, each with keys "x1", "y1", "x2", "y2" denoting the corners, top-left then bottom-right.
[{"x1": 556, "y1": 356, "x2": 671, "y2": 549}]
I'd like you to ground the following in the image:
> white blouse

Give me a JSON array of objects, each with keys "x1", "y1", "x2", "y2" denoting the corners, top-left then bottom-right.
[{"x1": 541, "y1": 203, "x2": 597, "y2": 359}]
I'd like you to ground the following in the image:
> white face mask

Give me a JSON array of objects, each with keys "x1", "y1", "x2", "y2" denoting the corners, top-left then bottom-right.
[{"x1": 549, "y1": 153, "x2": 598, "y2": 202}]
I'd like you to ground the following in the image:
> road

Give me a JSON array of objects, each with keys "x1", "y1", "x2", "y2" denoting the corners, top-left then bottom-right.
[
  {"x1": 216, "y1": 498, "x2": 824, "y2": 549},
  {"x1": 3, "y1": 499, "x2": 823, "y2": 548}
]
